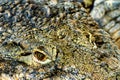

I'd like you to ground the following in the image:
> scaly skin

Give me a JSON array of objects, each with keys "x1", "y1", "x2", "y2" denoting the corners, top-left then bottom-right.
[
  {"x1": 0, "y1": 0, "x2": 120, "y2": 80},
  {"x1": 90, "y1": 0, "x2": 120, "y2": 49}
]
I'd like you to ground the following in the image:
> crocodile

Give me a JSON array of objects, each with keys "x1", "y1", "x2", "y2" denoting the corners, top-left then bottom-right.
[{"x1": 0, "y1": 0, "x2": 120, "y2": 80}]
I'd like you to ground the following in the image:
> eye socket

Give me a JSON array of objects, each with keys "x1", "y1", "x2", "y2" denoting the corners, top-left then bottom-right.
[{"x1": 34, "y1": 51, "x2": 46, "y2": 61}]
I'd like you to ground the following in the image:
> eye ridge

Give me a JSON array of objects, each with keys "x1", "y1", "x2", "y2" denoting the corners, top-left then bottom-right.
[
  {"x1": 37, "y1": 46, "x2": 45, "y2": 50},
  {"x1": 34, "y1": 51, "x2": 46, "y2": 61}
]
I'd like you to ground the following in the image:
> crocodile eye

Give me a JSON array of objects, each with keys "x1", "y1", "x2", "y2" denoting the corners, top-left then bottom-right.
[{"x1": 34, "y1": 51, "x2": 46, "y2": 61}]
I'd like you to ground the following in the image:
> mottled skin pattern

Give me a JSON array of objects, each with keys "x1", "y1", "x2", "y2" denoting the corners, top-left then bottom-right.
[{"x1": 0, "y1": 0, "x2": 120, "y2": 80}]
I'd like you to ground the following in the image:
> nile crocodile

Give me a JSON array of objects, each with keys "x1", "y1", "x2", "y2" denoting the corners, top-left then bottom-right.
[{"x1": 0, "y1": 0, "x2": 120, "y2": 80}]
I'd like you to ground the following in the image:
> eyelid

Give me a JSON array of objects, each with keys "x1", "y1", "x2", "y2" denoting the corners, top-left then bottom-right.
[
  {"x1": 37, "y1": 46, "x2": 45, "y2": 51},
  {"x1": 33, "y1": 49, "x2": 47, "y2": 56},
  {"x1": 36, "y1": 46, "x2": 52, "y2": 58}
]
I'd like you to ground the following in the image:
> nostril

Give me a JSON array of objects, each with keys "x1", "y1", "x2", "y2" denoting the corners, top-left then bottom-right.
[
  {"x1": 34, "y1": 51, "x2": 46, "y2": 61},
  {"x1": 20, "y1": 52, "x2": 32, "y2": 56}
]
